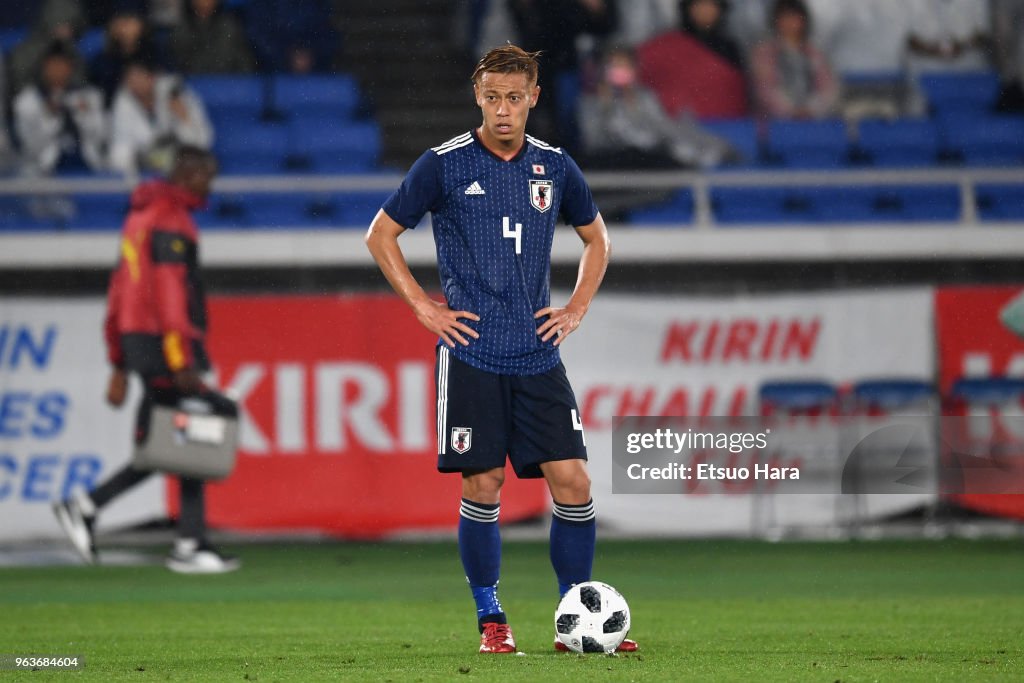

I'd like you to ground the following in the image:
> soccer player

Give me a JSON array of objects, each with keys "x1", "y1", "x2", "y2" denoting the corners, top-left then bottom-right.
[
  {"x1": 52, "y1": 146, "x2": 240, "y2": 574},
  {"x1": 365, "y1": 45, "x2": 635, "y2": 653}
]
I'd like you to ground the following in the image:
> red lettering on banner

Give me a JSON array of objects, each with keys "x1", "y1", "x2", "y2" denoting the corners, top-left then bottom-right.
[
  {"x1": 659, "y1": 322, "x2": 698, "y2": 362},
  {"x1": 660, "y1": 318, "x2": 821, "y2": 365},
  {"x1": 780, "y1": 319, "x2": 820, "y2": 361},
  {"x1": 759, "y1": 319, "x2": 779, "y2": 360},
  {"x1": 721, "y1": 319, "x2": 757, "y2": 362},
  {"x1": 580, "y1": 384, "x2": 751, "y2": 428},
  {"x1": 176, "y1": 295, "x2": 549, "y2": 538},
  {"x1": 616, "y1": 387, "x2": 655, "y2": 416}
]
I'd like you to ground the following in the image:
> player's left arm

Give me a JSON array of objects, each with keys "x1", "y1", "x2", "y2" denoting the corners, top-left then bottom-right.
[{"x1": 534, "y1": 213, "x2": 611, "y2": 346}]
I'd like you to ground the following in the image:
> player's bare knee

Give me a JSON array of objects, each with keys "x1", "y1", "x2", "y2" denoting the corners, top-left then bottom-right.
[
  {"x1": 545, "y1": 465, "x2": 591, "y2": 505},
  {"x1": 462, "y1": 468, "x2": 505, "y2": 504}
]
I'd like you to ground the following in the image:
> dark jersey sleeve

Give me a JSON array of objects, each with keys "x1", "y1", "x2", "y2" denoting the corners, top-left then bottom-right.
[
  {"x1": 381, "y1": 150, "x2": 443, "y2": 230},
  {"x1": 559, "y1": 153, "x2": 599, "y2": 227}
]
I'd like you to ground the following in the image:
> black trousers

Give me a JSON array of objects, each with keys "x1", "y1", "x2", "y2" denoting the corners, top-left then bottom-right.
[{"x1": 89, "y1": 377, "x2": 238, "y2": 541}]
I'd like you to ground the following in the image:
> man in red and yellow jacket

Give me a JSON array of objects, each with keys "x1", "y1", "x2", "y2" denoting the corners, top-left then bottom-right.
[{"x1": 54, "y1": 146, "x2": 239, "y2": 574}]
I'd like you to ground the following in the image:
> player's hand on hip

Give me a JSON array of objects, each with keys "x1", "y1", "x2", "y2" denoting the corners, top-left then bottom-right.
[
  {"x1": 535, "y1": 305, "x2": 584, "y2": 346},
  {"x1": 415, "y1": 299, "x2": 480, "y2": 348}
]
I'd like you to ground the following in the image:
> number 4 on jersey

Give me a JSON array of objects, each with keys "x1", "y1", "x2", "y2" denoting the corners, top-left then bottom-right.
[{"x1": 503, "y1": 216, "x2": 523, "y2": 255}]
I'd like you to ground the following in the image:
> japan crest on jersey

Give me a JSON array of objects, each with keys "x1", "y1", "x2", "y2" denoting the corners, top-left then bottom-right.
[
  {"x1": 529, "y1": 179, "x2": 553, "y2": 213},
  {"x1": 451, "y1": 427, "x2": 472, "y2": 454}
]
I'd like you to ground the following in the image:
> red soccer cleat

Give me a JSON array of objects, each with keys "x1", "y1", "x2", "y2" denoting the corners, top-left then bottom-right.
[
  {"x1": 479, "y1": 623, "x2": 517, "y2": 653},
  {"x1": 554, "y1": 637, "x2": 639, "y2": 653}
]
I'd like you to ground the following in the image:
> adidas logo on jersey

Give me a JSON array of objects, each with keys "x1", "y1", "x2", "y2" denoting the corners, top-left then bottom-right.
[{"x1": 464, "y1": 181, "x2": 486, "y2": 195}]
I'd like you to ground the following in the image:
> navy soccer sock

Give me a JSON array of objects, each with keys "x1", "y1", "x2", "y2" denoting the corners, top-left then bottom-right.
[
  {"x1": 458, "y1": 498, "x2": 504, "y2": 629},
  {"x1": 550, "y1": 499, "x2": 596, "y2": 597}
]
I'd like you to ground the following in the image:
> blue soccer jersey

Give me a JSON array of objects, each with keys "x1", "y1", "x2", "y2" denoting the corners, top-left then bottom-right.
[{"x1": 382, "y1": 129, "x2": 599, "y2": 376}]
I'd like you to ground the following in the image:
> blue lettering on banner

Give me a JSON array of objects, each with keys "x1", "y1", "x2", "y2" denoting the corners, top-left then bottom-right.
[
  {"x1": 0, "y1": 392, "x2": 70, "y2": 439},
  {"x1": 0, "y1": 325, "x2": 58, "y2": 370},
  {"x1": 22, "y1": 454, "x2": 59, "y2": 501},
  {"x1": 0, "y1": 454, "x2": 102, "y2": 502}
]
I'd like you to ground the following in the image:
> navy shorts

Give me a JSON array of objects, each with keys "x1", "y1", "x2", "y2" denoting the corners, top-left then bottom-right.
[{"x1": 435, "y1": 346, "x2": 588, "y2": 478}]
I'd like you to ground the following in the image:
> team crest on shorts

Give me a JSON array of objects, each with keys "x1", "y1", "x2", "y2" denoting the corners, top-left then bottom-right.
[
  {"x1": 451, "y1": 427, "x2": 472, "y2": 454},
  {"x1": 529, "y1": 179, "x2": 553, "y2": 213}
]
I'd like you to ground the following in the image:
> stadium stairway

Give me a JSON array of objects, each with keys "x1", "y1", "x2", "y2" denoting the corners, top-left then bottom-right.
[{"x1": 334, "y1": 0, "x2": 479, "y2": 168}]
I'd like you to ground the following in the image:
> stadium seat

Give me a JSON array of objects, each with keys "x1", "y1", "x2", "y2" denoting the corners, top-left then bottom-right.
[
  {"x1": 919, "y1": 72, "x2": 1000, "y2": 116},
  {"x1": 624, "y1": 190, "x2": 695, "y2": 224},
  {"x1": 336, "y1": 192, "x2": 392, "y2": 225},
  {"x1": 857, "y1": 119, "x2": 940, "y2": 167},
  {"x1": 701, "y1": 119, "x2": 761, "y2": 166},
  {"x1": 287, "y1": 117, "x2": 381, "y2": 171},
  {"x1": 759, "y1": 380, "x2": 838, "y2": 414},
  {"x1": 712, "y1": 187, "x2": 794, "y2": 224},
  {"x1": 215, "y1": 121, "x2": 289, "y2": 174},
  {"x1": 766, "y1": 119, "x2": 849, "y2": 168},
  {"x1": 189, "y1": 76, "x2": 265, "y2": 112},
  {"x1": 940, "y1": 114, "x2": 1024, "y2": 166},
  {"x1": 65, "y1": 194, "x2": 130, "y2": 231},
  {"x1": 977, "y1": 184, "x2": 1024, "y2": 220},
  {"x1": 877, "y1": 185, "x2": 960, "y2": 222},
  {"x1": 850, "y1": 379, "x2": 935, "y2": 412},
  {"x1": 949, "y1": 377, "x2": 1024, "y2": 405},
  {"x1": 76, "y1": 28, "x2": 106, "y2": 61},
  {"x1": 272, "y1": 75, "x2": 362, "y2": 118},
  {"x1": 0, "y1": 27, "x2": 25, "y2": 54}
]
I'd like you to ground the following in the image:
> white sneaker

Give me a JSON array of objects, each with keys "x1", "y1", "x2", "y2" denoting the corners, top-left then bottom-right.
[
  {"x1": 52, "y1": 490, "x2": 98, "y2": 565},
  {"x1": 166, "y1": 538, "x2": 241, "y2": 574}
]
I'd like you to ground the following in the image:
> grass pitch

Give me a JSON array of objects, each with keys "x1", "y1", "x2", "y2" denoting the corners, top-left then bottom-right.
[{"x1": 2, "y1": 539, "x2": 1023, "y2": 681}]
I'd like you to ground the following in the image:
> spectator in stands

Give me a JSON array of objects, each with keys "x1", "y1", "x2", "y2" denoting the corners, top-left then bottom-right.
[
  {"x1": 992, "y1": 0, "x2": 1024, "y2": 112},
  {"x1": 906, "y1": 0, "x2": 991, "y2": 74},
  {"x1": 579, "y1": 46, "x2": 739, "y2": 168},
  {"x1": 510, "y1": 0, "x2": 618, "y2": 152},
  {"x1": 751, "y1": 0, "x2": 839, "y2": 119},
  {"x1": 90, "y1": 7, "x2": 165, "y2": 105},
  {"x1": 170, "y1": 0, "x2": 255, "y2": 74},
  {"x1": 637, "y1": 0, "x2": 748, "y2": 119},
  {"x1": 612, "y1": 0, "x2": 678, "y2": 47},
  {"x1": 244, "y1": 0, "x2": 338, "y2": 73},
  {"x1": 13, "y1": 41, "x2": 108, "y2": 176},
  {"x1": 109, "y1": 57, "x2": 214, "y2": 178},
  {"x1": 8, "y1": 0, "x2": 87, "y2": 94}
]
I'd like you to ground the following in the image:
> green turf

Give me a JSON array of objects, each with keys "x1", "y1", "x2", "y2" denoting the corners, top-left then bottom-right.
[{"x1": 1, "y1": 539, "x2": 1022, "y2": 681}]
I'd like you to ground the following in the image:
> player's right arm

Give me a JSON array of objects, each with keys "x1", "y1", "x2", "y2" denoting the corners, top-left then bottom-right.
[{"x1": 365, "y1": 209, "x2": 480, "y2": 348}]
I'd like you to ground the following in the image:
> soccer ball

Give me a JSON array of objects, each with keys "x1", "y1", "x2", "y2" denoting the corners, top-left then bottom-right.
[{"x1": 554, "y1": 581, "x2": 631, "y2": 653}]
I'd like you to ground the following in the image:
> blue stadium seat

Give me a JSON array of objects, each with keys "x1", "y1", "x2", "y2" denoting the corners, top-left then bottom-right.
[
  {"x1": 920, "y1": 72, "x2": 999, "y2": 116},
  {"x1": 76, "y1": 28, "x2": 106, "y2": 61},
  {"x1": 189, "y1": 76, "x2": 265, "y2": 113},
  {"x1": 0, "y1": 27, "x2": 25, "y2": 54},
  {"x1": 712, "y1": 187, "x2": 795, "y2": 224},
  {"x1": 65, "y1": 195, "x2": 129, "y2": 231},
  {"x1": 759, "y1": 380, "x2": 837, "y2": 414},
  {"x1": 872, "y1": 184, "x2": 958, "y2": 222},
  {"x1": 977, "y1": 184, "x2": 1024, "y2": 220},
  {"x1": 857, "y1": 119, "x2": 940, "y2": 167},
  {"x1": 287, "y1": 117, "x2": 381, "y2": 171},
  {"x1": 941, "y1": 114, "x2": 1024, "y2": 166},
  {"x1": 272, "y1": 75, "x2": 361, "y2": 118},
  {"x1": 767, "y1": 119, "x2": 849, "y2": 168},
  {"x1": 851, "y1": 379, "x2": 934, "y2": 412},
  {"x1": 625, "y1": 190, "x2": 695, "y2": 224},
  {"x1": 701, "y1": 119, "x2": 760, "y2": 166},
  {"x1": 214, "y1": 121, "x2": 289, "y2": 174},
  {"x1": 950, "y1": 377, "x2": 1024, "y2": 405},
  {"x1": 337, "y1": 192, "x2": 392, "y2": 225}
]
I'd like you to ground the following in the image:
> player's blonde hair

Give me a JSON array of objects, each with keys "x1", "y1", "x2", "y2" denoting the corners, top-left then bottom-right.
[{"x1": 471, "y1": 44, "x2": 541, "y2": 85}]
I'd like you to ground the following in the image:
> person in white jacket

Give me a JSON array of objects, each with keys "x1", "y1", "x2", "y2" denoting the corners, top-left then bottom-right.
[
  {"x1": 108, "y1": 57, "x2": 213, "y2": 178},
  {"x1": 13, "y1": 41, "x2": 108, "y2": 176}
]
